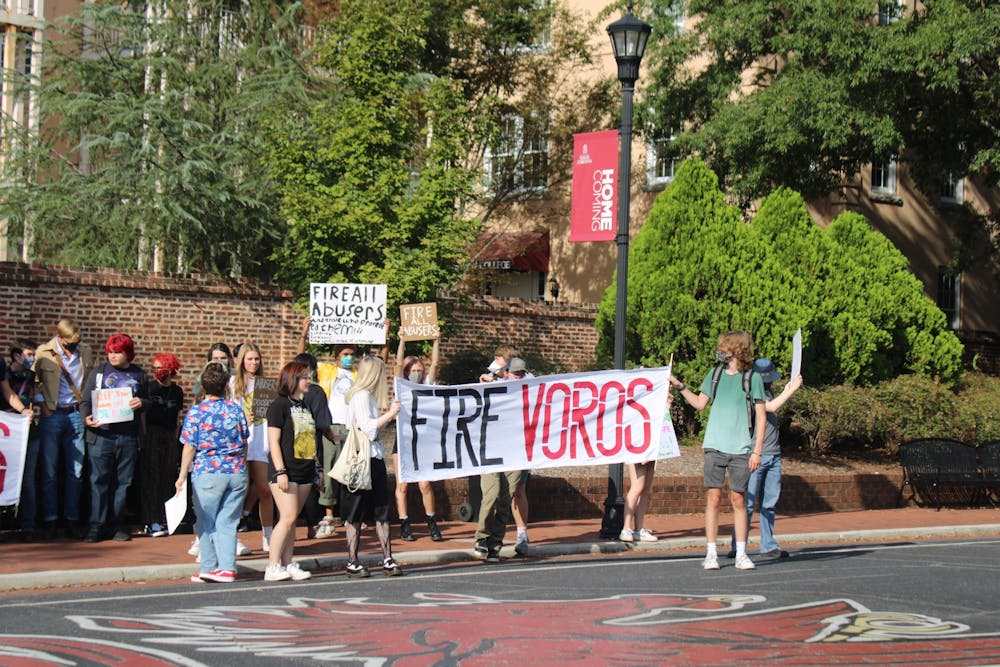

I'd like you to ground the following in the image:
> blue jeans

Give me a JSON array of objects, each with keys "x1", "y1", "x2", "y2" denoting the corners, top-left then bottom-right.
[
  {"x1": 19, "y1": 430, "x2": 40, "y2": 531},
  {"x1": 745, "y1": 454, "x2": 782, "y2": 553},
  {"x1": 88, "y1": 433, "x2": 139, "y2": 532},
  {"x1": 192, "y1": 472, "x2": 248, "y2": 573},
  {"x1": 39, "y1": 410, "x2": 85, "y2": 523}
]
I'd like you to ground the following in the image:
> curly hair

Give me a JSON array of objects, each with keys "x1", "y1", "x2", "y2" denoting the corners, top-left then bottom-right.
[
  {"x1": 717, "y1": 330, "x2": 755, "y2": 371},
  {"x1": 151, "y1": 352, "x2": 181, "y2": 375}
]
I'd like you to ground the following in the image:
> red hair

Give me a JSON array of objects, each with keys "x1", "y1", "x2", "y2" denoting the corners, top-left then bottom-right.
[
  {"x1": 152, "y1": 352, "x2": 180, "y2": 375},
  {"x1": 104, "y1": 334, "x2": 135, "y2": 361}
]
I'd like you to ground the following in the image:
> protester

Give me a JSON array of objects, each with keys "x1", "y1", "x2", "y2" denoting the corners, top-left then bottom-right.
[
  {"x1": 192, "y1": 343, "x2": 234, "y2": 399},
  {"x1": 177, "y1": 362, "x2": 249, "y2": 583},
  {"x1": 342, "y1": 355, "x2": 402, "y2": 578},
  {"x1": 505, "y1": 357, "x2": 532, "y2": 554},
  {"x1": 394, "y1": 338, "x2": 443, "y2": 542},
  {"x1": 140, "y1": 353, "x2": 184, "y2": 537},
  {"x1": 34, "y1": 320, "x2": 94, "y2": 539},
  {"x1": 291, "y1": 352, "x2": 339, "y2": 538},
  {"x1": 264, "y1": 361, "x2": 319, "y2": 582},
  {"x1": 727, "y1": 358, "x2": 803, "y2": 560},
  {"x1": 229, "y1": 342, "x2": 269, "y2": 553},
  {"x1": 3, "y1": 340, "x2": 37, "y2": 540},
  {"x1": 79, "y1": 334, "x2": 150, "y2": 543},
  {"x1": 671, "y1": 330, "x2": 766, "y2": 571}
]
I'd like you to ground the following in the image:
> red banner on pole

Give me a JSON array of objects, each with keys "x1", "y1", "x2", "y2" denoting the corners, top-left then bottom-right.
[{"x1": 570, "y1": 130, "x2": 619, "y2": 242}]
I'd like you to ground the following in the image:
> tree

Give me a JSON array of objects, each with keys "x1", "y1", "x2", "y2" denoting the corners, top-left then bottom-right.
[
  {"x1": 1, "y1": 0, "x2": 312, "y2": 277},
  {"x1": 268, "y1": 0, "x2": 610, "y2": 311},
  {"x1": 595, "y1": 158, "x2": 964, "y2": 386},
  {"x1": 639, "y1": 0, "x2": 1000, "y2": 213}
]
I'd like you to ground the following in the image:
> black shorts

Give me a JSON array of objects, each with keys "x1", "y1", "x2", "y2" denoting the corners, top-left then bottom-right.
[
  {"x1": 339, "y1": 457, "x2": 390, "y2": 524},
  {"x1": 703, "y1": 449, "x2": 751, "y2": 493}
]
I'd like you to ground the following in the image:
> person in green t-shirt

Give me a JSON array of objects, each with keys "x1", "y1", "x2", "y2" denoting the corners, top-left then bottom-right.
[{"x1": 671, "y1": 330, "x2": 766, "y2": 572}]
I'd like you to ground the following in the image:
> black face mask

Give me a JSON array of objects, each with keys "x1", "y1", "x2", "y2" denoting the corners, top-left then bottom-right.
[{"x1": 64, "y1": 342, "x2": 79, "y2": 353}]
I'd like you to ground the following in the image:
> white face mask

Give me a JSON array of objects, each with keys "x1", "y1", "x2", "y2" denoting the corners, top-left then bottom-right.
[{"x1": 487, "y1": 360, "x2": 503, "y2": 374}]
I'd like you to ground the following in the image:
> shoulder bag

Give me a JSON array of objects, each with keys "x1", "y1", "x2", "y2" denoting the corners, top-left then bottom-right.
[{"x1": 329, "y1": 425, "x2": 372, "y2": 492}]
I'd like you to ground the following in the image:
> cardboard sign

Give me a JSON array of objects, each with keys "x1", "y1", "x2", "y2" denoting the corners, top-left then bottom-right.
[
  {"x1": 252, "y1": 377, "x2": 279, "y2": 422},
  {"x1": 399, "y1": 303, "x2": 440, "y2": 342},
  {"x1": 91, "y1": 387, "x2": 134, "y2": 425},
  {"x1": 308, "y1": 283, "x2": 387, "y2": 345}
]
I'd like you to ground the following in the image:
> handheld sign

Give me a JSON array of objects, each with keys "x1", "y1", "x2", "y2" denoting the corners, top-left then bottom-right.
[
  {"x1": 251, "y1": 377, "x2": 279, "y2": 422},
  {"x1": 309, "y1": 283, "x2": 387, "y2": 345},
  {"x1": 791, "y1": 329, "x2": 803, "y2": 379},
  {"x1": 399, "y1": 303, "x2": 440, "y2": 342},
  {"x1": 91, "y1": 387, "x2": 134, "y2": 425}
]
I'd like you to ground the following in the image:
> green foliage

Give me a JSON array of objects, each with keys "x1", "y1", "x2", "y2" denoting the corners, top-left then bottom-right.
[
  {"x1": 596, "y1": 158, "x2": 964, "y2": 387},
  {"x1": 1, "y1": 1, "x2": 311, "y2": 277},
  {"x1": 641, "y1": 0, "x2": 1000, "y2": 207},
  {"x1": 780, "y1": 373, "x2": 1000, "y2": 456}
]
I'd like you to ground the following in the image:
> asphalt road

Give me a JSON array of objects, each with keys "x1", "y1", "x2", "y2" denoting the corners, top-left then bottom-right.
[{"x1": 2, "y1": 538, "x2": 1000, "y2": 666}]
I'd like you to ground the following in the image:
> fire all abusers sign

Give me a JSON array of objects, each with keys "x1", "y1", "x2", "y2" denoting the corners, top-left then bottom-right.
[
  {"x1": 308, "y1": 283, "x2": 387, "y2": 345},
  {"x1": 570, "y1": 129, "x2": 619, "y2": 242},
  {"x1": 395, "y1": 367, "x2": 675, "y2": 482}
]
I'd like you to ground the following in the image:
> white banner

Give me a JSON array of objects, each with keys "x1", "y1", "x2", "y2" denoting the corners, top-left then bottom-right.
[
  {"x1": 395, "y1": 367, "x2": 676, "y2": 482},
  {"x1": 0, "y1": 412, "x2": 31, "y2": 506},
  {"x1": 308, "y1": 283, "x2": 387, "y2": 345}
]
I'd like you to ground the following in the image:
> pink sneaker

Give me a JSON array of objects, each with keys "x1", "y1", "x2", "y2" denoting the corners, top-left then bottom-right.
[{"x1": 200, "y1": 569, "x2": 236, "y2": 583}]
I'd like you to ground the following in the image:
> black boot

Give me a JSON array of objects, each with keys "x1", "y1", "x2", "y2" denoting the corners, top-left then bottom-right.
[
  {"x1": 400, "y1": 518, "x2": 415, "y2": 541},
  {"x1": 427, "y1": 516, "x2": 443, "y2": 541}
]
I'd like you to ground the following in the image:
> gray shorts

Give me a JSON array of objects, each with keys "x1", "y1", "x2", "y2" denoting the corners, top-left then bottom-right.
[{"x1": 703, "y1": 449, "x2": 751, "y2": 493}]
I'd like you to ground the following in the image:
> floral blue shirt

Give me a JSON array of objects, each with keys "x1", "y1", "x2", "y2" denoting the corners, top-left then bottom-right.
[{"x1": 179, "y1": 398, "x2": 248, "y2": 475}]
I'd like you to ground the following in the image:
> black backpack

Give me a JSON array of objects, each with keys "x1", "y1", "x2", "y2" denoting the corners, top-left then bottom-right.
[{"x1": 706, "y1": 364, "x2": 756, "y2": 436}]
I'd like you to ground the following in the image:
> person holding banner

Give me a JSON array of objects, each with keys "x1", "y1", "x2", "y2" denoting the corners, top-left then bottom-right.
[
  {"x1": 4, "y1": 340, "x2": 39, "y2": 540},
  {"x1": 393, "y1": 338, "x2": 443, "y2": 542},
  {"x1": 176, "y1": 362, "x2": 249, "y2": 584},
  {"x1": 34, "y1": 319, "x2": 94, "y2": 540},
  {"x1": 264, "y1": 361, "x2": 320, "y2": 582},
  {"x1": 342, "y1": 355, "x2": 402, "y2": 578},
  {"x1": 79, "y1": 333, "x2": 150, "y2": 543},
  {"x1": 229, "y1": 343, "x2": 270, "y2": 554},
  {"x1": 671, "y1": 330, "x2": 766, "y2": 571}
]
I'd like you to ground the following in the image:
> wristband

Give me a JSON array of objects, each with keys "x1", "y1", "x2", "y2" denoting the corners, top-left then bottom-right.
[{"x1": 677, "y1": 384, "x2": 687, "y2": 392}]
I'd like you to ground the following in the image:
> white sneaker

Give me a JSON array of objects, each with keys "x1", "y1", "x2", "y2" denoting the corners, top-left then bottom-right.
[
  {"x1": 735, "y1": 553, "x2": 756, "y2": 570},
  {"x1": 286, "y1": 561, "x2": 312, "y2": 581},
  {"x1": 236, "y1": 539, "x2": 252, "y2": 556},
  {"x1": 702, "y1": 554, "x2": 720, "y2": 570},
  {"x1": 638, "y1": 528, "x2": 658, "y2": 542},
  {"x1": 264, "y1": 564, "x2": 291, "y2": 582},
  {"x1": 619, "y1": 528, "x2": 635, "y2": 542},
  {"x1": 188, "y1": 537, "x2": 200, "y2": 557}
]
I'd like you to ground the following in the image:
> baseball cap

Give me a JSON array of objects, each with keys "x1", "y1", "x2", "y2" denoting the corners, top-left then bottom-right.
[{"x1": 508, "y1": 357, "x2": 527, "y2": 374}]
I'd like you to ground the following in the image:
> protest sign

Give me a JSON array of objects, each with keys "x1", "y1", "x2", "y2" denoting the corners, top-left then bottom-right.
[
  {"x1": 92, "y1": 387, "x2": 134, "y2": 425},
  {"x1": 395, "y1": 366, "x2": 675, "y2": 482},
  {"x1": 0, "y1": 412, "x2": 31, "y2": 505},
  {"x1": 308, "y1": 283, "x2": 387, "y2": 345},
  {"x1": 252, "y1": 377, "x2": 279, "y2": 422},
  {"x1": 399, "y1": 303, "x2": 440, "y2": 342}
]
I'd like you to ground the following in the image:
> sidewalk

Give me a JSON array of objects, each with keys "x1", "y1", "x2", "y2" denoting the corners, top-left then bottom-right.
[{"x1": 1, "y1": 507, "x2": 997, "y2": 592}]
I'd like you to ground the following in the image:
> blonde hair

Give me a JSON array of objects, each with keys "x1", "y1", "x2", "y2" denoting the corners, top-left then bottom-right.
[
  {"x1": 345, "y1": 356, "x2": 389, "y2": 411},
  {"x1": 56, "y1": 319, "x2": 82, "y2": 344},
  {"x1": 232, "y1": 342, "x2": 263, "y2": 399},
  {"x1": 718, "y1": 330, "x2": 755, "y2": 371}
]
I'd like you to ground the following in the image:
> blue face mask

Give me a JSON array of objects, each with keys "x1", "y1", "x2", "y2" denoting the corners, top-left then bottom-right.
[
  {"x1": 22, "y1": 355, "x2": 35, "y2": 368},
  {"x1": 340, "y1": 355, "x2": 354, "y2": 370}
]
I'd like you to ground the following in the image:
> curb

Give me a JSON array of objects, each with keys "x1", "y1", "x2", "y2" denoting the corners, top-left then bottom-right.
[{"x1": 4, "y1": 524, "x2": 999, "y2": 592}]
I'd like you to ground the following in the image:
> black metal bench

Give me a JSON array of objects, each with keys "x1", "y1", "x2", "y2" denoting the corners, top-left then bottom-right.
[{"x1": 898, "y1": 438, "x2": 983, "y2": 510}]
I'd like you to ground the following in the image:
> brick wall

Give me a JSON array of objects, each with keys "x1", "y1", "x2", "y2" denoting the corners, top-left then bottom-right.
[
  {"x1": 0, "y1": 262, "x2": 302, "y2": 395},
  {"x1": 401, "y1": 471, "x2": 906, "y2": 522}
]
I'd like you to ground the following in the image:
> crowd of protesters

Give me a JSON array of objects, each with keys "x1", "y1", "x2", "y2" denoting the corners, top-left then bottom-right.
[{"x1": 3, "y1": 318, "x2": 801, "y2": 580}]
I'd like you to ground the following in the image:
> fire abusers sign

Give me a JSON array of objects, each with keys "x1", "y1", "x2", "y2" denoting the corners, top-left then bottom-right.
[
  {"x1": 395, "y1": 367, "x2": 673, "y2": 482},
  {"x1": 570, "y1": 130, "x2": 619, "y2": 242}
]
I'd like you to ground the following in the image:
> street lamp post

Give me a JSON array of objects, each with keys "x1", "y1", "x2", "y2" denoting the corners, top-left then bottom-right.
[{"x1": 599, "y1": 4, "x2": 652, "y2": 540}]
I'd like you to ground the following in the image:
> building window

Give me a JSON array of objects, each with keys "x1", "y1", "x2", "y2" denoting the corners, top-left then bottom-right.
[
  {"x1": 878, "y1": 0, "x2": 904, "y2": 25},
  {"x1": 646, "y1": 127, "x2": 681, "y2": 188},
  {"x1": 657, "y1": 1, "x2": 686, "y2": 34},
  {"x1": 940, "y1": 171, "x2": 964, "y2": 205},
  {"x1": 485, "y1": 114, "x2": 549, "y2": 194},
  {"x1": 937, "y1": 267, "x2": 961, "y2": 329},
  {"x1": 871, "y1": 157, "x2": 897, "y2": 196}
]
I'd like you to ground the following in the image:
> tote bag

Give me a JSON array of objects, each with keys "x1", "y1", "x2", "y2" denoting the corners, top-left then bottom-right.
[{"x1": 329, "y1": 425, "x2": 372, "y2": 492}]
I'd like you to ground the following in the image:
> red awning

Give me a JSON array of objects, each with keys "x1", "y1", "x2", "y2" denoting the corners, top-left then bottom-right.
[{"x1": 469, "y1": 230, "x2": 549, "y2": 273}]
